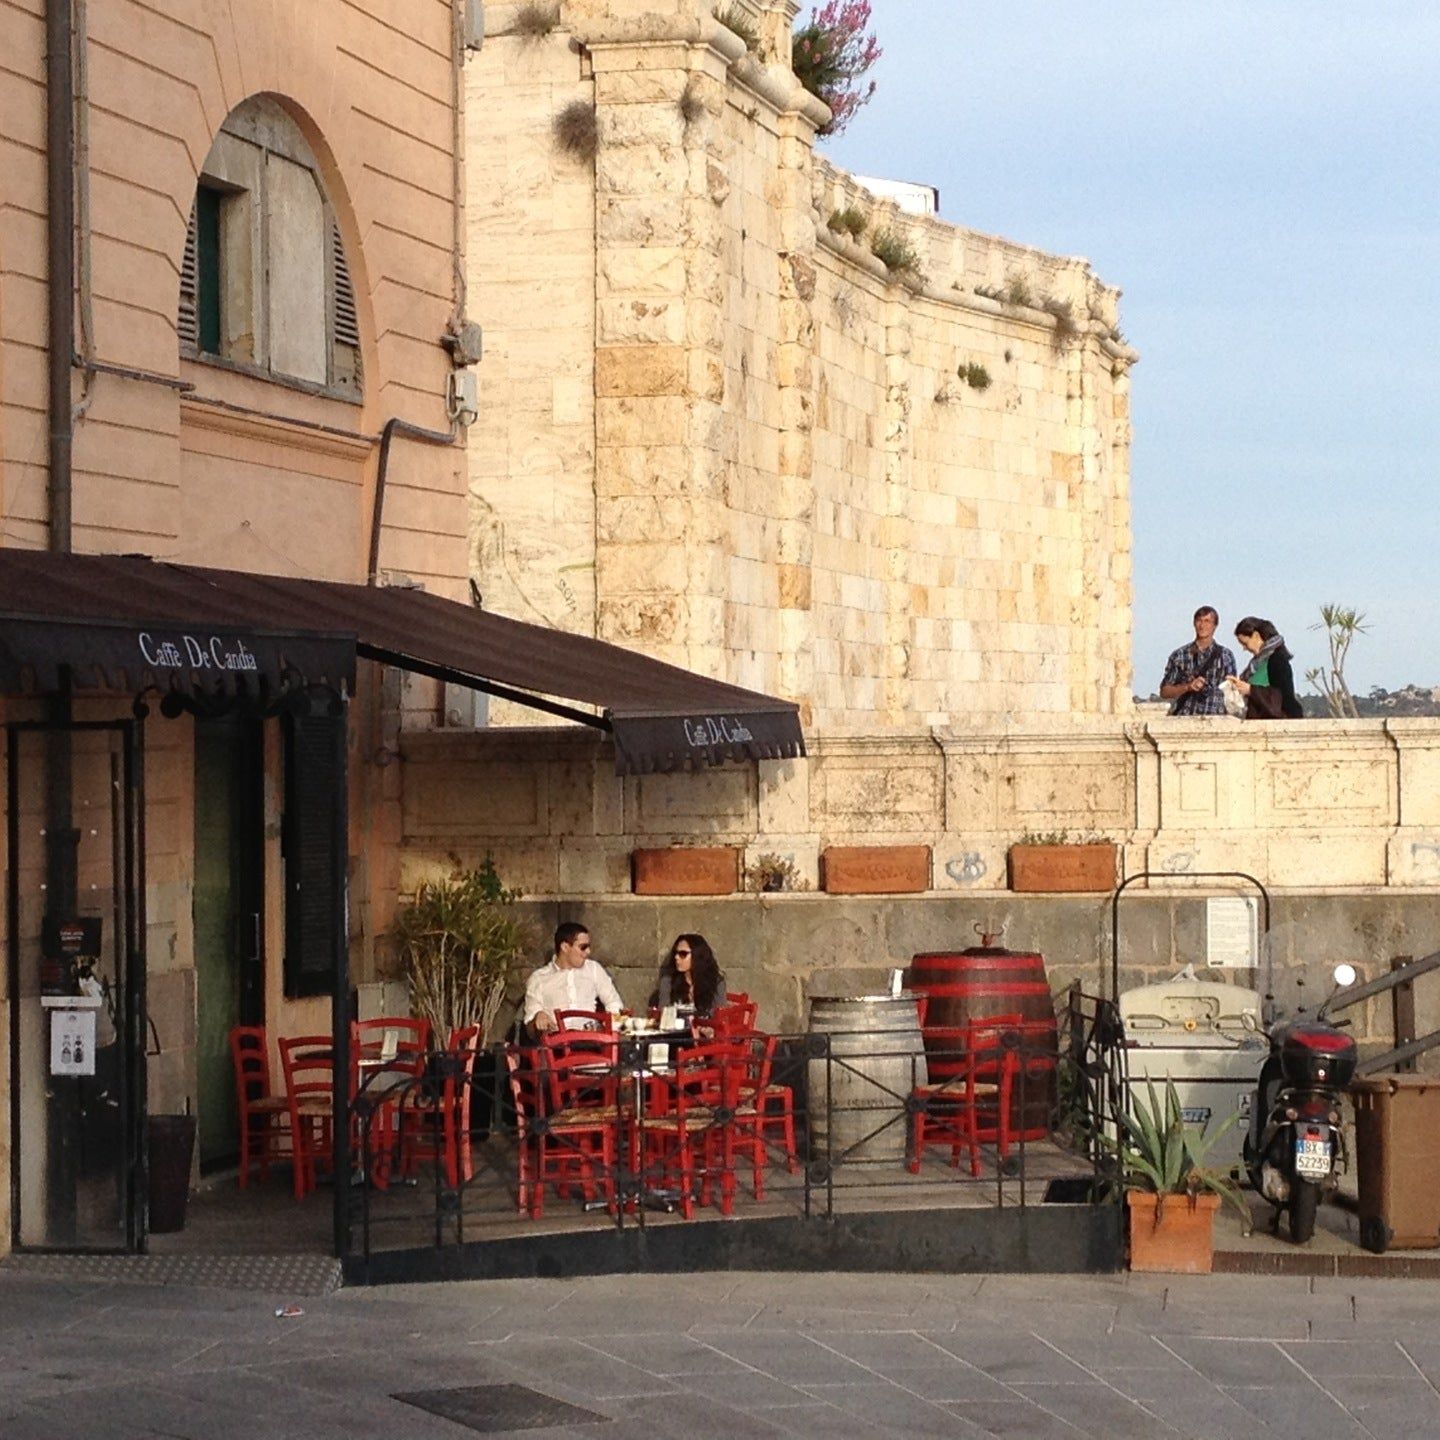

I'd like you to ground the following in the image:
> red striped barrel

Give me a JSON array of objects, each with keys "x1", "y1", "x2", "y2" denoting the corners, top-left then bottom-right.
[{"x1": 909, "y1": 947, "x2": 1059, "y2": 1140}]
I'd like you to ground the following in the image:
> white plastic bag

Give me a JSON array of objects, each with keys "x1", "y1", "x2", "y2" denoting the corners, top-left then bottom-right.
[{"x1": 1223, "y1": 682, "x2": 1246, "y2": 719}]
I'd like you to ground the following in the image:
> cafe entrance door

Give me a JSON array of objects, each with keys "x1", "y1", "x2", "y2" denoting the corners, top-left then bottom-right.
[
  {"x1": 193, "y1": 716, "x2": 264, "y2": 1171},
  {"x1": 6, "y1": 719, "x2": 145, "y2": 1251}
]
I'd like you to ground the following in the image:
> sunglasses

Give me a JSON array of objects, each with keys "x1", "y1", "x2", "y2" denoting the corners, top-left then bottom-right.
[{"x1": 674, "y1": 948, "x2": 692, "y2": 958}]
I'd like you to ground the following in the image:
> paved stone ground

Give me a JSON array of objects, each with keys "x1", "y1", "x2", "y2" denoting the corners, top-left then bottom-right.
[{"x1": 4, "y1": 1268, "x2": 1440, "y2": 1439}]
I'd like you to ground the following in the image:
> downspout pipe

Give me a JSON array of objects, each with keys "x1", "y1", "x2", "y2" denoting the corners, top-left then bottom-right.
[
  {"x1": 46, "y1": 0, "x2": 75, "y2": 555},
  {"x1": 367, "y1": 418, "x2": 455, "y2": 584}
]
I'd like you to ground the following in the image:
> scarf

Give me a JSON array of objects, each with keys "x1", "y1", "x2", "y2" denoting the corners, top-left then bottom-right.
[{"x1": 1241, "y1": 632, "x2": 1285, "y2": 682}]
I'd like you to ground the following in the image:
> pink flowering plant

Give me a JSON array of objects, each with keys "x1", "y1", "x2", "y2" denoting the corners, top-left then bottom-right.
[{"x1": 791, "y1": 2, "x2": 882, "y2": 137}]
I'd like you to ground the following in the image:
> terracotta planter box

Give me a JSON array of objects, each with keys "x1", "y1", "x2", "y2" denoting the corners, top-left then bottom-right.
[
  {"x1": 821, "y1": 845, "x2": 931, "y2": 895},
  {"x1": 632, "y1": 846, "x2": 739, "y2": 896},
  {"x1": 1126, "y1": 1191, "x2": 1219, "y2": 1274},
  {"x1": 1008, "y1": 842, "x2": 1117, "y2": 893}
]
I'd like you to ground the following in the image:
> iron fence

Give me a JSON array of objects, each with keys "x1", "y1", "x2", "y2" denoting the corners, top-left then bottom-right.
[{"x1": 342, "y1": 995, "x2": 1124, "y2": 1263}]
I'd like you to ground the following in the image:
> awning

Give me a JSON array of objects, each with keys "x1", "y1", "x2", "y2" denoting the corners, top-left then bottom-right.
[{"x1": 0, "y1": 552, "x2": 805, "y2": 774}]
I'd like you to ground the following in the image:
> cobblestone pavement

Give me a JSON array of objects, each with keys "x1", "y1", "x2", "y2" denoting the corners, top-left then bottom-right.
[{"x1": 4, "y1": 1267, "x2": 1440, "y2": 1439}]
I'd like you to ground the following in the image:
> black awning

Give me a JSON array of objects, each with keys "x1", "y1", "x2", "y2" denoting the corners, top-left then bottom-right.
[{"x1": 0, "y1": 552, "x2": 805, "y2": 774}]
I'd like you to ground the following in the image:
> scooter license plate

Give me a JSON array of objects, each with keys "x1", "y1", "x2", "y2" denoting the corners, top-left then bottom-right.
[{"x1": 1295, "y1": 1136, "x2": 1331, "y2": 1178}]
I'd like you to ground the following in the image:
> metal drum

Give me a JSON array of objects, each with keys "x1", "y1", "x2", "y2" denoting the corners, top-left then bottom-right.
[
  {"x1": 909, "y1": 943, "x2": 1059, "y2": 1140},
  {"x1": 807, "y1": 994, "x2": 928, "y2": 1167}
]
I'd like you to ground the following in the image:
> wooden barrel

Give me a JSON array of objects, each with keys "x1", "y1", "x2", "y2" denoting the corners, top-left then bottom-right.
[
  {"x1": 909, "y1": 947, "x2": 1059, "y2": 1140},
  {"x1": 807, "y1": 995, "x2": 928, "y2": 1167}
]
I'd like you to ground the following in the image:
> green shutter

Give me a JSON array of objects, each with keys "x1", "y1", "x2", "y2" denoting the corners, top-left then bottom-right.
[
  {"x1": 282, "y1": 710, "x2": 346, "y2": 1000},
  {"x1": 195, "y1": 186, "x2": 222, "y2": 356}
]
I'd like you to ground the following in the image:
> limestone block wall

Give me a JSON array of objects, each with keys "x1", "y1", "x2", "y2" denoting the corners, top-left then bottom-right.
[
  {"x1": 397, "y1": 718, "x2": 1440, "y2": 899},
  {"x1": 467, "y1": 22, "x2": 599, "y2": 643},
  {"x1": 493, "y1": 891, "x2": 1433, "y2": 1046},
  {"x1": 465, "y1": 0, "x2": 1135, "y2": 731}
]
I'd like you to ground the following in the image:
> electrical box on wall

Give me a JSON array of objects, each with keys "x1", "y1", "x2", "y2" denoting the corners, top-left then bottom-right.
[
  {"x1": 442, "y1": 682, "x2": 489, "y2": 729},
  {"x1": 446, "y1": 369, "x2": 479, "y2": 426},
  {"x1": 463, "y1": 0, "x2": 485, "y2": 51}
]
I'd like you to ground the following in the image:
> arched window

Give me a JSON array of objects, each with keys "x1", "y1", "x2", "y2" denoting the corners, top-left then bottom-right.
[{"x1": 179, "y1": 97, "x2": 361, "y2": 397}]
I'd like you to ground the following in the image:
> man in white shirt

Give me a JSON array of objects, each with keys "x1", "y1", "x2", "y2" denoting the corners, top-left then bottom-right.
[{"x1": 523, "y1": 922, "x2": 624, "y2": 1036}]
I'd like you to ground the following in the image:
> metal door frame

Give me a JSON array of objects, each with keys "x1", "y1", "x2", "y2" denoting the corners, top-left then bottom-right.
[{"x1": 6, "y1": 718, "x2": 147, "y2": 1252}]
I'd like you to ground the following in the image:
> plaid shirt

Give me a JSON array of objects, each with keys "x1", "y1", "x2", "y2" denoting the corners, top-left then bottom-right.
[{"x1": 1161, "y1": 641, "x2": 1237, "y2": 715}]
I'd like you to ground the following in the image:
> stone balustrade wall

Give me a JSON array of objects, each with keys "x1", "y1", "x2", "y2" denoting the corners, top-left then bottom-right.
[{"x1": 398, "y1": 718, "x2": 1440, "y2": 898}]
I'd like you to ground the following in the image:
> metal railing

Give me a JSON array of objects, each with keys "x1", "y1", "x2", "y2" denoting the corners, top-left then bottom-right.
[{"x1": 342, "y1": 1006, "x2": 1124, "y2": 1262}]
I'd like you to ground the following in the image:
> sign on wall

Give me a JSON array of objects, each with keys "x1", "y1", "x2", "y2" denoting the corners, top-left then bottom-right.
[
  {"x1": 50, "y1": 1009, "x2": 97, "y2": 1076},
  {"x1": 1206, "y1": 896, "x2": 1258, "y2": 969}
]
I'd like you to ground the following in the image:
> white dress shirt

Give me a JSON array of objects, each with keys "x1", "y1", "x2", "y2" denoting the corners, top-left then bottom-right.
[{"x1": 522, "y1": 957, "x2": 624, "y2": 1025}]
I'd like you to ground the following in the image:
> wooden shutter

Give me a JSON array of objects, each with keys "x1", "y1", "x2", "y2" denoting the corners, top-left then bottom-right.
[
  {"x1": 178, "y1": 201, "x2": 199, "y2": 349},
  {"x1": 282, "y1": 710, "x2": 347, "y2": 1000},
  {"x1": 330, "y1": 218, "x2": 362, "y2": 394},
  {"x1": 331, "y1": 219, "x2": 359, "y2": 349}
]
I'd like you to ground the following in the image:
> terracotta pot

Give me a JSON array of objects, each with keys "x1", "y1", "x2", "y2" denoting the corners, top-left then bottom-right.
[
  {"x1": 1008, "y1": 843, "x2": 1117, "y2": 893},
  {"x1": 1126, "y1": 1190, "x2": 1219, "y2": 1274}
]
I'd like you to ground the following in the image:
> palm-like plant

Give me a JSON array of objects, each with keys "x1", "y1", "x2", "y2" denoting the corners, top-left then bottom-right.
[
  {"x1": 1107, "y1": 1078, "x2": 1248, "y2": 1223},
  {"x1": 393, "y1": 859, "x2": 532, "y2": 1046},
  {"x1": 1306, "y1": 603, "x2": 1369, "y2": 719}
]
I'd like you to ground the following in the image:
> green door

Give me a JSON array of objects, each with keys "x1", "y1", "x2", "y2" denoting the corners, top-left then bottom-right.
[{"x1": 193, "y1": 718, "x2": 263, "y2": 1170}]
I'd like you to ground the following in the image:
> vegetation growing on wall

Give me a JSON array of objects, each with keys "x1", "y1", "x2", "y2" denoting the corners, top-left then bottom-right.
[
  {"x1": 792, "y1": 2, "x2": 881, "y2": 136},
  {"x1": 514, "y1": 2, "x2": 559, "y2": 37},
  {"x1": 826, "y1": 205, "x2": 869, "y2": 239},
  {"x1": 715, "y1": 4, "x2": 762, "y2": 53},
  {"x1": 869, "y1": 227, "x2": 922, "y2": 281},
  {"x1": 553, "y1": 100, "x2": 598, "y2": 163}
]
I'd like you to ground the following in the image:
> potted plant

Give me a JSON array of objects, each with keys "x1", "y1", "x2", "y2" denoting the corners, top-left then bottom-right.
[
  {"x1": 1108, "y1": 1078, "x2": 1247, "y2": 1274},
  {"x1": 744, "y1": 851, "x2": 808, "y2": 893},
  {"x1": 1007, "y1": 829, "x2": 1118, "y2": 893},
  {"x1": 392, "y1": 857, "x2": 532, "y2": 1046}
]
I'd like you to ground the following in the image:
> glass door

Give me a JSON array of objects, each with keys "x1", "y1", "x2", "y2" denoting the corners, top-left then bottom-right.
[{"x1": 7, "y1": 720, "x2": 144, "y2": 1251}]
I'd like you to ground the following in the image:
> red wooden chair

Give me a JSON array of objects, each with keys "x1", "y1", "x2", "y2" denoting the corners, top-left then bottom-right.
[
  {"x1": 229, "y1": 1025, "x2": 291, "y2": 1188},
  {"x1": 908, "y1": 1016, "x2": 1018, "y2": 1176},
  {"x1": 730, "y1": 1031, "x2": 777, "y2": 1200},
  {"x1": 532, "y1": 1044, "x2": 623, "y2": 1217},
  {"x1": 277, "y1": 1034, "x2": 337, "y2": 1199},
  {"x1": 352, "y1": 1016, "x2": 430, "y2": 1075},
  {"x1": 399, "y1": 1025, "x2": 481, "y2": 1187},
  {"x1": 709, "y1": 997, "x2": 758, "y2": 1035},
  {"x1": 503, "y1": 1046, "x2": 538, "y2": 1216},
  {"x1": 554, "y1": 1009, "x2": 615, "y2": 1032},
  {"x1": 638, "y1": 1041, "x2": 744, "y2": 1219}
]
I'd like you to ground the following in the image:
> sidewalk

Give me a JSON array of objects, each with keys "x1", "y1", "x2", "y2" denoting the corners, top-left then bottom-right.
[{"x1": 4, "y1": 1265, "x2": 1440, "y2": 1438}]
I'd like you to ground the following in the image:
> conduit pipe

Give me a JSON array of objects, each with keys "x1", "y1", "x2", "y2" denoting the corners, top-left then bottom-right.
[{"x1": 46, "y1": 0, "x2": 75, "y2": 553}]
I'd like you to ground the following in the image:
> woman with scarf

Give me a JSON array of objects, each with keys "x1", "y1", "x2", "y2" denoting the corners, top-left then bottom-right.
[{"x1": 1227, "y1": 617, "x2": 1303, "y2": 719}]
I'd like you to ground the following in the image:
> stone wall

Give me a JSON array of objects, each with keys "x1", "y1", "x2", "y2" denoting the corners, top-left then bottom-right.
[
  {"x1": 466, "y1": 0, "x2": 1135, "y2": 730},
  {"x1": 487, "y1": 891, "x2": 1438, "y2": 1054},
  {"x1": 398, "y1": 717, "x2": 1440, "y2": 898}
]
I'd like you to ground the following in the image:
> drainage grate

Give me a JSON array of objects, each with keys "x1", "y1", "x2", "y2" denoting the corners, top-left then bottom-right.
[
  {"x1": 1, "y1": 1252, "x2": 343, "y2": 1296},
  {"x1": 392, "y1": 1384, "x2": 611, "y2": 1433}
]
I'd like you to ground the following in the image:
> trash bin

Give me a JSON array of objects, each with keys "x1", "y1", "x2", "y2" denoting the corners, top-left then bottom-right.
[
  {"x1": 147, "y1": 1113, "x2": 197, "y2": 1234},
  {"x1": 1352, "y1": 1075, "x2": 1440, "y2": 1253}
]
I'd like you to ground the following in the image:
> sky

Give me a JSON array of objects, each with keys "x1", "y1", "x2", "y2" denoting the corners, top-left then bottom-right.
[{"x1": 824, "y1": 1, "x2": 1440, "y2": 695}]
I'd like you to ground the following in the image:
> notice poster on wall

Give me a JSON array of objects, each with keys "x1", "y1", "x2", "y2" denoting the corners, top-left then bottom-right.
[
  {"x1": 1206, "y1": 897, "x2": 1258, "y2": 969},
  {"x1": 50, "y1": 1008, "x2": 97, "y2": 1076}
]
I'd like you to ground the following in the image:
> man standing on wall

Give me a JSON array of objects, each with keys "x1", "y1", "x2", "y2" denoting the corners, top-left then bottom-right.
[
  {"x1": 1159, "y1": 605, "x2": 1237, "y2": 715},
  {"x1": 523, "y1": 922, "x2": 624, "y2": 1036}
]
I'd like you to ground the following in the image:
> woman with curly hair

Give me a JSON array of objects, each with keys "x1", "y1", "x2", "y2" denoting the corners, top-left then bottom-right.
[{"x1": 650, "y1": 933, "x2": 727, "y2": 1016}]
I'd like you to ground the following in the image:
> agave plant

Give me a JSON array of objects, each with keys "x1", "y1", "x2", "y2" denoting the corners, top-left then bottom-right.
[{"x1": 1105, "y1": 1077, "x2": 1248, "y2": 1223}]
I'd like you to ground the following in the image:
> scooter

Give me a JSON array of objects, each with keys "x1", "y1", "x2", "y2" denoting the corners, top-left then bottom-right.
[{"x1": 1243, "y1": 963, "x2": 1358, "y2": 1243}]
